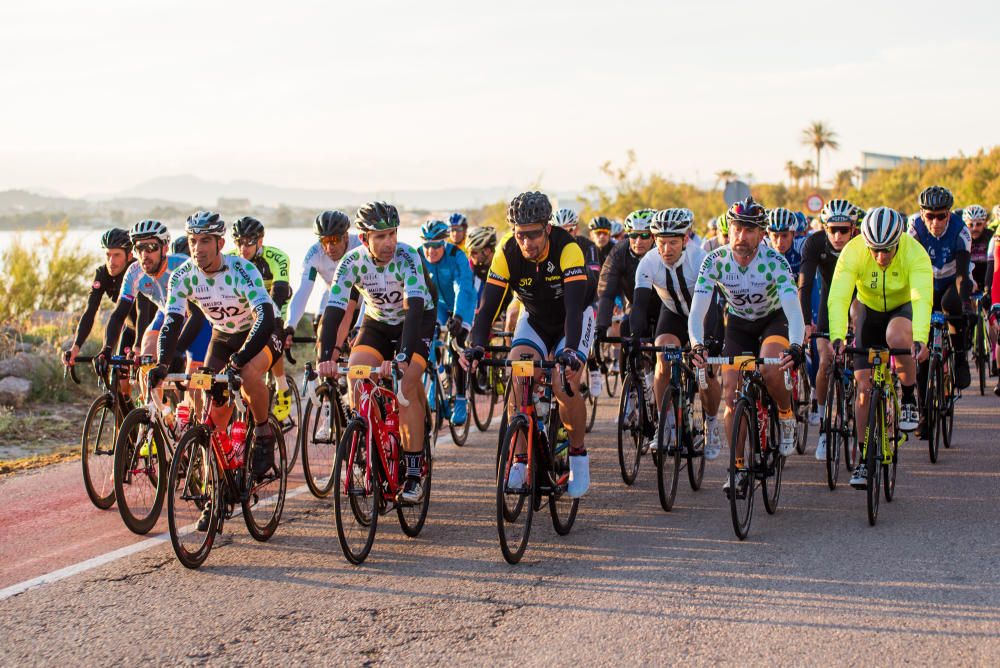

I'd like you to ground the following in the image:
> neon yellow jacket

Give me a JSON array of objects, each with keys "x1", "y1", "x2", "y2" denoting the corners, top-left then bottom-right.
[{"x1": 828, "y1": 234, "x2": 933, "y2": 344}]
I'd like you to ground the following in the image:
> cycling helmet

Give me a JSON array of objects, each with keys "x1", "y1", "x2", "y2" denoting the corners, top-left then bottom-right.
[
  {"x1": 355, "y1": 201, "x2": 400, "y2": 231},
  {"x1": 101, "y1": 228, "x2": 132, "y2": 252},
  {"x1": 794, "y1": 211, "x2": 809, "y2": 233},
  {"x1": 853, "y1": 205, "x2": 867, "y2": 222},
  {"x1": 448, "y1": 212, "x2": 468, "y2": 228},
  {"x1": 820, "y1": 198, "x2": 858, "y2": 225},
  {"x1": 507, "y1": 191, "x2": 552, "y2": 226},
  {"x1": 650, "y1": 208, "x2": 693, "y2": 236},
  {"x1": 314, "y1": 210, "x2": 351, "y2": 237},
  {"x1": 551, "y1": 208, "x2": 579, "y2": 228},
  {"x1": 232, "y1": 216, "x2": 265, "y2": 239},
  {"x1": 624, "y1": 208, "x2": 655, "y2": 231},
  {"x1": 186, "y1": 210, "x2": 225, "y2": 237},
  {"x1": 610, "y1": 221, "x2": 624, "y2": 237},
  {"x1": 467, "y1": 226, "x2": 498, "y2": 251},
  {"x1": 588, "y1": 216, "x2": 612, "y2": 231},
  {"x1": 715, "y1": 213, "x2": 729, "y2": 236},
  {"x1": 962, "y1": 204, "x2": 988, "y2": 225},
  {"x1": 918, "y1": 185, "x2": 954, "y2": 211},
  {"x1": 766, "y1": 208, "x2": 797, "y2": 232},
  {"x1": 129, "y1": 219, "x2": 171, "y2": 245},
  {"x1": 706, "y1": 218, "x2": 717, "y2": 232},
  {"x1": 726, "y1": 196, "x2": 767, "y2": 228},
  {"x1": 861, "y1": 207, "x2": 905, "y2": 250},
  {"x1": 170, "y1": 236, "x2": 190, "y2": 256},
  {"x1": 420, "y1": 219, "x2": 449, "y2": 241}
]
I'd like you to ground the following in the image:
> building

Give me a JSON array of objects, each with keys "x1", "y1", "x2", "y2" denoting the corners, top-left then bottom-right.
[{"x1": 858, "y1": 152, "x2": 946, "y2": 185}]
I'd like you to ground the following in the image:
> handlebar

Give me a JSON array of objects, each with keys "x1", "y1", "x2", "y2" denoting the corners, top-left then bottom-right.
[
  {"x1": 697, "y1": 356, "x2": 790, "y2": 390},
  {"x1": 335, "y1": 362, "x2": 410, "y2": 406},
  {"x1": 479, "y1": 357, "x2": 574, "y2": 397}
]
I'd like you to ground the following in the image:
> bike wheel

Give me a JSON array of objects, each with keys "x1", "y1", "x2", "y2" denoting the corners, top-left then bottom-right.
[
  {"x1": 300, "y1": 386, "x2": 337, "y2": 498},
  {"x1": 167, "y1": 427, "x2": 218, "y2": 569},
  {"x1": 281, "y1": 376, "x2": 302, "y2": 473},
  {"x1": 866, "y1": 395, "x2": 883, "y2": 526},
  {"x1": 974, "y1": 318, "x2": 987, "y2": 395},
  {"x1": 81, "y1": 394, "x2": 119, "y2": 510},
  {"x1": 926, "y1": 359, "x2": 940, "y2": 464},
  {"x1": 242, "y1": 418, "x2": 288, "y2": 542},
  {"x1": 843, "y1": 379, "x2": 860, "y2": 473},
  {"x1": 884, "y1": 410, "x2": 900, "y2": 502},
  {"x1": 616, "y1": 374, "x2": 643, "y2": 486},
  {"x1": 823, "y1": 370, "x2": 842, "y2": 490},
  {"x1": 470, "y1": 366, "x2": 496, "y2": 432},
  {"x1": 656, "y1": 384, "x2": 679, "y2": 512},
  {"x1": 449, "y1": 381, "x2": 471, "y2": 446},
  {"x1": 398, "y1": 425, "x2": 433, "y2": 537},
  {"x1": 761, "y1": 410, "x2": 784, "y2": 515},
  {"x1": 942, "y1": 359, "x2": 954, "y2": 450},
  {"x1": 333, "y1": 420, "x2": 379, "y2": 565},
  {"x1": 114, "y1": 407, "x2": 168, "y2": 535},
  {"x1": 602, "y1": 342, "x2": 619, "y2": 397},
  {"x1": 497, "y1": 415, "x2": 534, "y2": 564},
  {"x1": 728, "y1": 399, "x2": 756, "y2": 540},
  {"x1": 794, "y1": 371, "x2": 810, "y2": 455},
  {"x1": 548, "y1": 427, "x2": 578, "y2": 536},
  {"x1": 584, "y1": 383, "x2": 598, "y2": 433},
  {"x1": 686, "y1": 387, "x2": 706, "y2": 491}
]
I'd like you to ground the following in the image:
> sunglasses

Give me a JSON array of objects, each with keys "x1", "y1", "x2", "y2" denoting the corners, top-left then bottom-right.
[
  {"x1": 827, "y1": 227, "x2": 852, "y2": 236},
  {"x1": 235, "y1": 237, "x2": 261, "y2": 247},
  {"x1": 320, "y1": 234, "x2": 343, "y2": 245},
  {"x1": 422, "y1": 240, "x2": 445, "y2": 249},
  {"x1": 871, "y1": 245, "x2": 898, "y2": 256},
  {"x1": 135, "y1": 242, "x2": 161, "y2": 254},
  {"x1": 514, "y1": 228, "x2": 546, "y2": 241},
  {"x1": 627, "y1": 232, "x2": 652, "y2": 240},
  {"x1": 922, "y1": 211, "x2": 950, "y2": 222}
]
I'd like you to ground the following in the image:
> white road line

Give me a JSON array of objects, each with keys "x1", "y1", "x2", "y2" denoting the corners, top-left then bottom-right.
[{"x1": 0, "y1": 429, "x2": 463, "y2": 602}]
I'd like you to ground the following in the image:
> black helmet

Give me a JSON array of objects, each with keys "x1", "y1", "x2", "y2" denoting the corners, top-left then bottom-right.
[
  {"x1": 588, "y1": 216, "x2": 612, "y2": 231},
  {"x1": 315, "y1": 210, "x2": 351, "y2": 237},
  {"x1": 232, "y1": 216, "x2": 265, "y2": 239},
  {"x1": 507, "y1": 191, "x2": 552, "y2": 226},
  {"x1": 918, "y1": 185, "x2": 954, "y2": 211},
  {"x1": 101, "y1": 227, "x2": 132, "y2": 252},
  {"x1": 726, "y1": 196, "x2": 767, "y2": 228},
  {"x1": 355, "y1": 201, "x2": 400, "y2": 231},
  {"x1": 170, "y1": 236, "x2": 190, "y2": 256}
]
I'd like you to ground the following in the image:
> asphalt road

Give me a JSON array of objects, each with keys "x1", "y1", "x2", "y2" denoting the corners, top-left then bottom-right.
[{"x1": 1, "y1": 376, "x2": 998, "y2": 665}]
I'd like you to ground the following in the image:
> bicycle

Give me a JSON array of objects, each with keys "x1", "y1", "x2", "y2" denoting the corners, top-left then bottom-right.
[
  {"x1": 332, "y1": 362, "x2": 434, "y2": 565},
  {"x1": 603, "y1": 336, "x2": 657, "y2": 486},
  {"x1": 299, "y1": 359, "x2": 350, "y2": 498},
  {"x1": 925, "y1": 312, "x2": 958, "y2": 463},
  {"x1": 486, "y1": 355, "x2": 578, "y2": 564},
  {"x1": 817, "y1": 333, "x2": 858, "y2": 490},
  {"x1": 469, "y1": 329, "x2": 511, "y2": 431},
  {"x1": 657, "y1": 345, "x2": 706, "y2": 511},
  {"x1": 66, "y1": 354, "x2": 136, "y2": 510},
  {"x1": 427, "y1": 324, "x2": 467, "y2": 446},
  {"x1": 970, "y1": 293, "x2": 989, "y2": 396},
  {"x1": 166, "y1": 369, "x2": 287, "y2": 569},
  {"x1": 706, "y1": 355, "x2": 791, "y2": 540},
  {"x1": 844, "y1": 346, "x2": 908, "y2": 526},
  {"x1": 790, "y1": 357, "x2": 811, "y2": 455}
]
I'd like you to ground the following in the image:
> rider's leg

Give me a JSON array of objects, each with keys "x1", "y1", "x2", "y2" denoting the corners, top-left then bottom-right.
[
  {"x1": 760, "y1": 336, "x2": 792, "y2": 413},
  {"x1": 815, "y1": 337, "x2": 833, "y2": 407}
]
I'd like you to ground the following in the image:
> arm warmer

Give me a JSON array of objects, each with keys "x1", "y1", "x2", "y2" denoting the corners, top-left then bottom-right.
[
  {"x1": 953, "y1": 249, "x2": 972, "y2": 300},
  {"x1": 797, "y1": 247, "x2": 819, "y2": 324},
  {"x1": 687, "y1": 290, "x2": 712, "y2": 346},
  {"x1": 319, "y1": 305, "x2": 346, "y2": 361},
  {"x1": 102, "y1": 298, "x2": 133, "y2": 351},
  {"x1": 271, "y1": 281, "x2": 292, "y2": 312},
  {"x1": 562, "y1": 278, "x2": 586, "y2": 353},
  {"x1": 157, "y1": 312, "x2": 185, "y2": 368},
  {"x1": 232, "y1": 303, "x2": 275, "y2": 367},
  {"x1": 471, "y1": 281, "x2": 507, "y2": 348},
  {"x1": 74, "y1": 279, "x2": 105, "y2": 348},
  {"x1": 781, "y1": 287, "x2": 806, "y2": 346},
  {"x1": 596, "y1": 254, "x2": 622, "y2": 330},
  {"x1": 629, "y1": 286, "x2": 653, "y2": 338}
]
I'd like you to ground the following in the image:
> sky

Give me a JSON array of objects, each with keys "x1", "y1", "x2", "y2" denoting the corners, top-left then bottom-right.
[{"x1": 0, "y1": 0, "x2": 997, "y2": 197}]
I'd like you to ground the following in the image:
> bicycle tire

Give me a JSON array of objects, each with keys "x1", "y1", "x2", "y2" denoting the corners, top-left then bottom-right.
[
  {"x1": 333, "y1": 420, "x2": 379, "y2": 565},
  {"x1": 884, "y1": 405, "x2": 900, "y2": 502},
  {"x1": 114, "y1": 407, "x2": 168, "y2": 535},
  {"x1": 794, "y1": 370, "x2": 810, "y2": 455},
  {"x1": 585, "y1": 383, "x2": 598, "y2": 433},
  {"x1": 497, "y1": 415, "x2": 534, "y2": 564},
  {"x1": 865, "y1": 392, "x2": 883, "y2": 526},
  {"x1": 616, "y1": 373, "x2": 643, "y2": 486},
  {"x1": 728, "y1": 398, "x2": 756, "y2": 540},
  {"x1": 470, "y1": 366, "x2": 496, "y2": 431},
  {"x1": 167, "y1": 427, "x2": 218, "y2": 569},
  {"x1": 81, "y1": 394, "x2": 118, "y2": 510},
  {"x1": 449, "y1": 383, "x2": 471, "y2": 446},
  {"x1": 602, "y1": 343, "x2": 620, "y2": 397},
  {"x1": 398, "y1": 422, "x2": 433, "y2": 537},
  {"x1": 761, "y1": 408, "x2": 784, "y2": 515},
  {"x1": 548, "y1": 422, "x2": 578, "y2": 535},
  {"x1": 823, "y1": 368, "x2": 842, "y2": 490},
  {"x1": 686, "y1": 384, "x2": 706, "y2": 491},
  {"x1": 975, "y1": 317, "x2": 987, "y2": 395},
  {"x1": 942, "y1": 357, "x2": 954, "y2": 450},
  {"x1": 242, "y1": 417, "x2": 288, "y2": 542},
  {"x1": 281, "y1": 376, "x2": 302, "y2": 473},
  {"x1": 301, "y1": 386, "x2": 338, "y2": 498},
  {"x1": 926, "y1": 359, "x2": 940, "y2": 464},
  {"x1": 656, "y1": 384, "x2": 680, "y2": 512}
]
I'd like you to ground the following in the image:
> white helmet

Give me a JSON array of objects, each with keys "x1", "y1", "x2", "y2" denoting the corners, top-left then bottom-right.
[
  {"x1": 129, "y1": 219, "x2": 171, "y2": 245},
  {"x1": 861, "y1": 207, "x2": 905, "y2": 250},
  {"x1": 820, "y1": 199, "x2": 858, "y2": 225},
  {"x1": 551, "y1": 208, "x2": 579, "y2": 228},
  {"x1": 962, "y1": 204, "x2": 988, "y2": 225},
  {"x1": 650, "y1": 208, "x2": 693, "y2": 236}
]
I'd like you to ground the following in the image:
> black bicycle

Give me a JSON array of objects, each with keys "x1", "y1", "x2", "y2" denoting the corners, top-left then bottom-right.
[
  {"x1": 604, "y1": 336, "x2": 657, "y2": 486},
  {"x1": 816, "y1": 332, "x2": 858, "y2": 490},
  {"x1": 970, "y1": 293, "x2": 990, "y2": 396},
  {"x1": 656, "y1": 345, "x2": 705, "y2": 511},
  {"x1": 925, "y1": 312, "x2": 958, "y2": 463},
  {"x1": 300, "y1": 360, "x2": 350, "y2": 498}
]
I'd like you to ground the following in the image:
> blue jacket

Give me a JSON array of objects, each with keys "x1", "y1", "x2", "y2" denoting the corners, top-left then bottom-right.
[
  {"x1": 419, "y1": 243, "x2": 476, "y2": 327},
  {"x1": 907, "y1": 213, "x2": 971, "y2": 292}
]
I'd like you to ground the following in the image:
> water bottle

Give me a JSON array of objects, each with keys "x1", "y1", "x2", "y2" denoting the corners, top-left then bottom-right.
[
  {"x1": 175, "y1": 404, "x2": 191, "y2": 434},
  {"x1": 214, "y1": 430, "x2": 232, "y2": 466},
  {"x1": 533, "y1": 385, "x2": 550, "y2": 418},
  {"x1": 228, "y1": 420, "x2": 247, "y2": 469},
  {"x1": 315, "y1": 400, "x2": 332, "y2": 440}
]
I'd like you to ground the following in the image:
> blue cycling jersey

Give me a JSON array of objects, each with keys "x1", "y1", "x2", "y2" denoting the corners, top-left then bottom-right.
[
  {"x1": 907, "y1": 213, "x2": 971, "y2": 291},
  {"x1": 782, "y1": 236, "x2": 806, "y2": 276},
  {"x1": 419, "y1": 243, "x2": 476, "y2": 328},
  {"x1": 119, "y1": 254, "x2": 188, "y2": 312}
]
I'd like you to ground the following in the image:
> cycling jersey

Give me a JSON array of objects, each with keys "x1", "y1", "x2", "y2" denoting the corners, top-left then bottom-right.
[
  {"x1": 798, "y1": 230, "x2": 851, "y2": 325},
  {"x1": 166, "y1": 255, "x2": 274, "y2": 334},
  {"x1": 827, "y1": 233, "x2": 933, "y2": 344},
  {"x1": 907, "y1": 213, "x2": 971, "y2": 291},
  {"x1": 595, "y1": 241, "x2": 660, "y2": 330},
  {"x1": 775, "y1": 236, "x2": 806, "y2": 276},
  {"x1": 228, "y1": 246, "x2": 292, "y2": 319},
  {"x1": 575, "y1": 234, "x2": 602, "y2": 303},
  {"x1": 327, "y1": 242, "x2": 434, "y2": 325},
  {"x1": 286, "y1": 235, "x2": 362, "y2": 331},
  {"x1": 74, "y1": 260, "x2": 150, "y2": 349},
  {"x1": 419, "y1": 242, "x2": 476, "y2": 328},
  {"x1": 688, "y1": 245, "x2": 804, "y2": 347},
  {"x1": 969, "y1": 230, "x2": 991, "y2": 289},
  {"x1": 634, "y1": 243, "x2": 705, "y2": 317},
  {"x1": 120, "y1": 254, "x2": 189, "y2": 312},
  {"x1": 595, "y1": 241, "x2": 614, "y2": 269}
]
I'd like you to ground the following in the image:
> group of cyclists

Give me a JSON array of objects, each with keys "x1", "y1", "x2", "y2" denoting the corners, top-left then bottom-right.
[{"x1": 65, "y1": 182, "x2": 1000, "y2": 545}]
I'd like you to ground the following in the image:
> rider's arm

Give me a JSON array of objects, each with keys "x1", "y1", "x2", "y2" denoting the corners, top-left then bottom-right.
[
  {"x1": 451, "y1": 248, "x2": 476, "y2": 328},
  {"x1": 687, "y1": 253, "x2": 720, "y2": 346},
  {"x1": 73, "y1": 268, "x2": 107, "y2": 348},
  {"x1": 232, "y1": 303, "x2": 275, "y2": 367},
  {"x1": 596, "y1": 249, "x2": 622, "y2": 331},
  {"x1": 908, "y1": 237, "x2": 935, "y2": 345},
  {"x1": 629, "y1": 251, "x2": 654, "y2": 337},
  {"x1": 797, "y1": 236, "x2": 819, "y2": 324},
  {"x1": 826, "y1": 242, "x2": 859, "y2": 343},
  {"x1": 265, "y1": 248, "x2": 293, "y2": 321},
  {"x1": 471, "y1": 282, "x2": 506, "y2": 348},
  {"x1": 102, "y1": 296, "x2": 134, "y2": 351},
  {"x1": 157, "y1": 312, "x2": 185, "y2": 368},
  {"x1": 558, "y1": 241, "x2": 589, "y2": 356},
  {"x1": 780, "y1": 278, "x2": 806, "y2": 346},
  {"x1": 286, "y1": 249, "x2": 321, "y2": 332}
]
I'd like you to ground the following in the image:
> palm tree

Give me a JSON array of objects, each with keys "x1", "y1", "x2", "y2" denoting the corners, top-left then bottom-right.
[
  {"x1": 801, "y1": 121, "x2": 839, "y2": 187},
  {"x1": 801, "y1": 160, "x2": 817, "y2": 188},
  {"x1": 834, "y1": 169, "x2": 855, "y2": 193},
  {"x1": 714, "y1": 169, "x2": 738, "y2": 190},
  {"x1": 785, "y1": 161, "x2": 804, "y2": 189}
]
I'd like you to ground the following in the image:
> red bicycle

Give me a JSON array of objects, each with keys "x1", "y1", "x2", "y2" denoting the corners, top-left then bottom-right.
[{"x1": 333, "y1": 363, "x2": 433, "y2": 564}]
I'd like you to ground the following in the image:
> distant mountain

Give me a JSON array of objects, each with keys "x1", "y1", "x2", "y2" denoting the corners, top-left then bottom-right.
[{"x1": 0, "y1": 189, "x2": 86, "y2": 213}]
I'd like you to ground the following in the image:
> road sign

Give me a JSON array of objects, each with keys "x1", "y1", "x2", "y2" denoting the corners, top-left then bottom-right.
[
  {"x1": 723, "y1": 180, "x2": 751, "y2": 206},
  {"x1": 806, "y1": 193, "x2": 825, "y2": 213}
]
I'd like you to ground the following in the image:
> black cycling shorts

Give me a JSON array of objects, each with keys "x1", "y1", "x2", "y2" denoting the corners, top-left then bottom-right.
[
  {"x1": 655, "y1": 306, "x2": 689, "y2": 346},
  {"x1": 353, "y1": 310, "x2": 436, "y2": 369},
  {"x1": 853, "y1": 302, "x2": 912, "y2": 370},
  {"x1": 204, "y1": 326, "x2": 281, "y2": 374},
  {"x1": 722, "y1": 310, "x2": 789, "y2": 357}
]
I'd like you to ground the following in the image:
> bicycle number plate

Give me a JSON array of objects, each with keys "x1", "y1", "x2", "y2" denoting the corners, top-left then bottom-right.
[
  {"x1": 139, "y1": 363, "x2": 157, "y2": 374},
  {"x1": 511, "y1": 361, "x2": 534, "y2": 377},
  {"x1": 189, "y1": 373, "x2": 212, "y2": 390},
  {"x1": 348, "y1": 366, "x2": 372, "y2": 380}
]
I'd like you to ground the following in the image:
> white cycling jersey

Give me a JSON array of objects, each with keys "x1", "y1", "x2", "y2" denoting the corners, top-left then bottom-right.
[
  {"x1": 286, "y1": 235, "x2": 361, "y2": 330},
  {"x1": 327, "y1": 242, "x2": 434, "y2": 325},
  {"x1": 634, "y1": 242, "x2": 706, "y2": 316},
  {"x1": 167, "y1": 255, "x2": 274, "y2": 333}
]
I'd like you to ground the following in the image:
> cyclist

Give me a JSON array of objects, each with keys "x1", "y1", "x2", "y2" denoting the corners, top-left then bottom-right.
[
  {"x1": 766, "y1": 207, "x2": 806, "y2": 275},
  {"x1": 701, "y1": 213, "x2": 728, "y2": 253},
  {"x1": 467, "y1": 225, "x2": 498, "y2": 296},
  {"x1": 317, "y1": 201, "x2": 436, "y2": 504},
  {"x1": 64, "y1": 228, "x2": 152, "y2": 368},
  {"x1": 418, "y1": 219, "x2": 476, "y2": 426},
  {"x1": 611, "y1": 220, "x2": 625, "y2": 244},
  {"x1": 964, "y1": 204, "x2": 991, "y2": 295},
  {"x1": 631, "y1": 208, "x2": 723, "y2": 459},
  {"x1": 908, "y1": 185, "x2": 973, "y2": 393},
  {"x1": 799, "y1": 198, "x2": 859, "y2": 459},
  {"x1": 462, "y1": 191, "x2": 595, "y2": 498},
  {"x1": 151, "y1": 211, "x2": 284, "y2": 494},
  {"x1": 794, "y1": 212, "x2": 811, "y2": 239},
  {"x1": 229, "y1": 216, "x2": 295, "y2": 424},
  {"x1": 828, "y1": 207, "x2": 932, "y2": 486},
  {"x1": 285, "y1": 211, "x2": 362, "y2": 350},
  {"x1": 448, "y1": 212, "x2": 469, "y2": 252},
  {"x1": 688, "y1": 197, "x2": 806, "y2": 479},
  {"x1": 98, "y1": 220, "x2": 211, "y2": 382},
  {"x1": 588, "y1": 216, "x2": 615, "y2": 268}
]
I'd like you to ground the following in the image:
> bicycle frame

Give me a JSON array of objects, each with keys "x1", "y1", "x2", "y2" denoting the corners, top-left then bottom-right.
[{"x1": 343, "y1": 366, "x2": 405, "y2": 502}]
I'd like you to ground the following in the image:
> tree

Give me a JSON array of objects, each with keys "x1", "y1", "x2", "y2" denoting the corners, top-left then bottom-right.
[
  {"x1": 785, "y1": 161, "x2": 803, "y2": 189},
  {"x1": 834, "y1": 169, "x2": 856, "y2": 194},
  {"x1": 714, "y1": 169, "x2": 738, "y2": 190},
  {"x1": 801, "y1": 161, "x2": 817, "y2": 189},
  {"x1": 801, "y1": 121, "x2": 840, "y2": 187}
]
